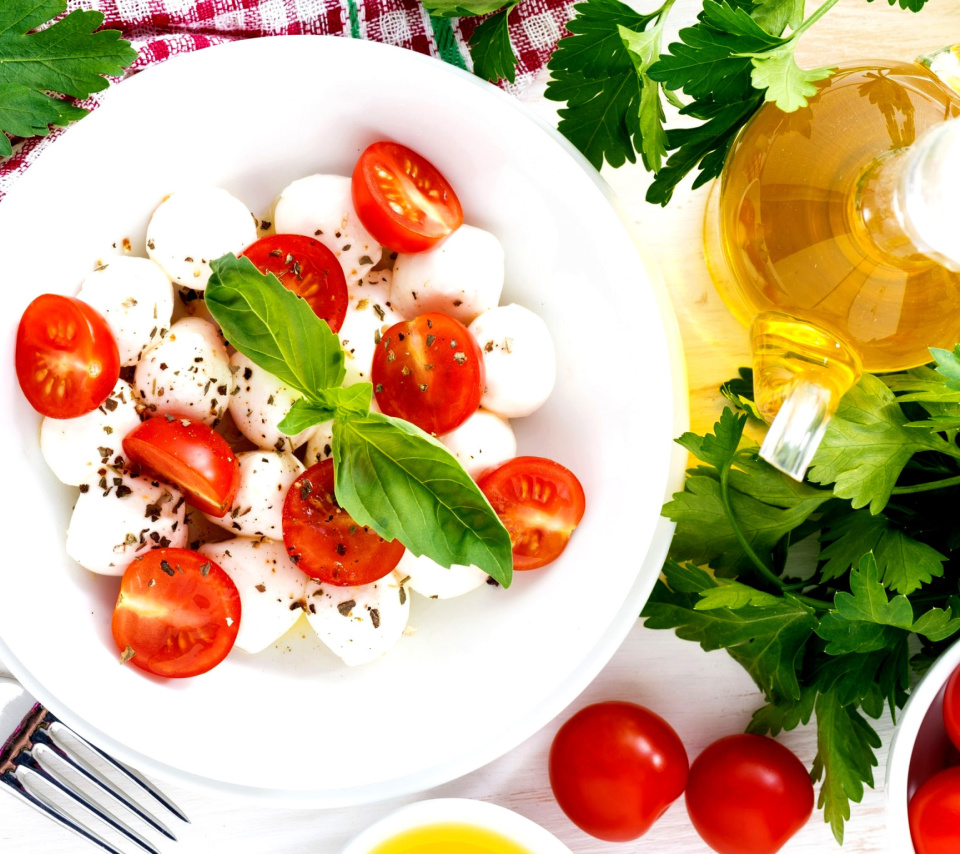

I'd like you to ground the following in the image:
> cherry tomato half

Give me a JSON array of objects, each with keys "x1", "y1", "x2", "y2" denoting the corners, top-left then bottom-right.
[
  {"x1": 241, "y1": 234, "x2": 349, "y2": 333},
  {"x1": 351, "y1": 141, "x2": 463, "y2": 253},
  {"x1": 371, "y1": 312, "x2": 484, "y2": 436},
  {"x1": 16, "y1": 294, "x2": 120, "y2": 419},
  {"x1": 282, "y1": 459, "x2": 405, "y2": 586},
  {"x1": 943, "y1": 665, "x2": 960, "y2": 754},
  {"x1": 123, "y1": 416, "x2": 241, "y2": 517},
  {"x1": 478, "y1": 456, "x2": 585, "y2": 570},
  {"x1": 685, "y1": 734, "x2": 814, "y2": 854},
  {"x1": 549, "y1": 701, "x2": 688, "y2": 841},
  {"x1": 111, "y1": 548, "x2": 241, "y2": 679},
  {"x1": 909, "y1": 766, "x2": 960, "y2": 854}
]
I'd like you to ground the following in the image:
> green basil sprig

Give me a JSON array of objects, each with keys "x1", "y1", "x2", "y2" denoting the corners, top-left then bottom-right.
[{"x1": 205, "y1": 254, "x2": 514, "y2": 587}]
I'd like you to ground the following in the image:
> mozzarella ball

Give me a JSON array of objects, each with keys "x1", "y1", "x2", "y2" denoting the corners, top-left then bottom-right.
[
  {"x1": 394, "y1": 550, "x2": 489, "y2": 600},
  {"x1": 146, "y1": 187, "x2": 258, "y2": 290},
  {"x1": 66, "y1": 471, "x2": 188, "y2": 575},
  {"x1": 349, "y1": 267, "x2": 393, "y2": 304},
  {"x1": 468, "y1": 304, "x2": 556, "y2": 418},
  {"x1": 303, "y1": 571, "x2": 410, "y2": 666},
  {"x1": 40, "y1": 380, "x2": 142, "y2": 486},
  {"x1": 134, "y1": 317, "x2": 236, "y2": 425},
  {"x1": 273, "y1": 174, "x2": 382, "y2": 283},
  {"x1": 76, "y1": 257, "x2": 175, "y2": 366},
  {"x1": 228, "y1": 351, "x2": 315, "y2": 452},
  {"x1": 391, "y1": 225, "x2": 504, "y2": 324},
  {"x1": 439, "y1": 410, "x2": 516, "y2": 480},
  {"x1": 204, "y1": 450, "x2": 304, "y2": 539},
  {"x1": 303, "y1": 420, "x2": 335, "y2": 466},
  {"x1": 338, "y1": 284, "x2": 405, "y2": 386},
  {"x1": 199, "y1": 538, "x2": 307, "y2": 653}
]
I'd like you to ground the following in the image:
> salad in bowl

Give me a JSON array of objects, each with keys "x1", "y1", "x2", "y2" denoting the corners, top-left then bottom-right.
[{"x1": 0, "y1": 35, "x2": 685, "y2": 804}]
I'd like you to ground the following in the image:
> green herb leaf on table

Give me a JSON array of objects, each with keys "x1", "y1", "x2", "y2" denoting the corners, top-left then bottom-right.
[
  {"x1": 467, "y1": 1, "x2": 521, "y2": 83},
  {"x1": 332, "y1": 413, "x2": 514, "y2": 586},
  {"x1": 205, "y1": 253, "x2": 512, "y2": 584},
  {"x1": 0, "y1": 1, "x2": 137, "y2": 156},
  {"x1": 749, "y1": 47, "x2": 834, "y2": 111}
]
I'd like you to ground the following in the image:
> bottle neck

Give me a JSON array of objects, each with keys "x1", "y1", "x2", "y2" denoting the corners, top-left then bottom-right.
[{"x1": 856, "y1": 119, "x2": 960, "y2": 271}]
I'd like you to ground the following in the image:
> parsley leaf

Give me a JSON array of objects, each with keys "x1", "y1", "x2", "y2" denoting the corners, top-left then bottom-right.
[
  {"x1": 750, "y1": 47, "x2": 833, "y2": 111},
  {"x1": 746, "y1": 684, "x2": 816, "y2": 736},
  {"x1": 806, "y1": 374, "x2": 957, "y2": 514},
  {"x1": 812, "y1": 690, "x2": 881, "y2": 844},
  {"x1": 467, "y1": 2, "x2": 521, "y2": 83},
  {"x1": 0, "y1": 1, "x2": 136, "y2": 156},
  {"x1": 544, "y1": 0, "x2": 657, "y2": 170}
]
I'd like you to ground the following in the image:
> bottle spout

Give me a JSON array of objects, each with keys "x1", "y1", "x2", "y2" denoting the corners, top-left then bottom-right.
[{"x1": 759, "y1": 382, "x2": 833, "y2": 481}]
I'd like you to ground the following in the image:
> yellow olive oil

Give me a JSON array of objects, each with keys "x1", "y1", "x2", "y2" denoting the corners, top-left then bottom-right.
[
  {"x1": 366, "y1": 822, "x2": 536, "y2": 854},
  {"x1": 705, "y1": 60, "x2": 960, "y2": 379}
]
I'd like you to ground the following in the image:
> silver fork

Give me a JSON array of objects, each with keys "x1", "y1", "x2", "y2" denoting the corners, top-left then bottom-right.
[{"x1": 0, "y1": 674, "x2": 189, "y2": 854}]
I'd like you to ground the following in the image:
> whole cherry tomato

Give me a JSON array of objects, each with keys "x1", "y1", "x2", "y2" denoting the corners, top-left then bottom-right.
[
  {"x1": 549, "y1": 701, "x2": 688, "y2": 841},
  {"x1": 112, "y1": 548, "x2": 241, "y2": 678},
  {"x1": 240, "y1": 234, "x2": 348, "y2": 332},
  {"x1": 123, "y1": 415, "x2": 241, "y2": 517},
  {"x1": 684, "y1": 734, "x2": 814, "y2": 854},
  {"x1": 351, "y1": 141, "x2": 463, "y2": 253},
  {"x1": 282, "y1": 459, "x2": 405, "y2": 586},
  {"x1": 909, "y1": 766, "x2": 960, "y2": 854},
  {"x1": 16, "y1": 293, "x2": 120, "y2": 418}
]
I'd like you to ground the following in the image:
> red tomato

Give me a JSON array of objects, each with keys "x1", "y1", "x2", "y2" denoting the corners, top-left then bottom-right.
[
  {"x1": 282, "y1": 459, "x2": 404, "y2": 586},
  {"x1": 371, "y1": 312, "x2": 484, "y2": 436},
  {"x1": 685, "y1": 734, "x2": 814, "y2": 854},
  {"x1": 351, "y1": 141, "x2": 463, "y2": 253},
  {"x1": 241, "y1": 234, "x2": 349, "y2": 333},
  {"x1": 123, "y1": 416, "x2": 241, "y2": 517},
  {"x1": 910, "y1": 766, "x2": 960, "y2": 854},
  {"x1": 549, "y1": 701, "x2": 688, "y2": 841},
  {"x1": 478, "y1": 456, "x2": 585, "y2": 570},
  {"x1": 15, "y1": 293, "x2": 120, "y2": 419},
  {"x1": 111, "y1": 548, "x2": 241, "y2": 679},
  {"x1": 944, "y1": 665, "x2": 960, "y2": 753}
]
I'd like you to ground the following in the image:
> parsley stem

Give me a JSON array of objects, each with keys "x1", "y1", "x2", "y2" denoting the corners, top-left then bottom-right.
[
  {"x1": 892, "y1": 475, "x2": 960, "y2": 495},
  {"x1": 789, "y1": 0, "x2": 842, "y2": 40},
  {"x1": 719, "y1": 463, "x2": 783, "y2": 590}
]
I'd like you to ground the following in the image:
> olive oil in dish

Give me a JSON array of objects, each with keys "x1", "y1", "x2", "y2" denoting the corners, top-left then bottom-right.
[{"x1": 365, "y1": 822, "x2": 535, "y2": 854}]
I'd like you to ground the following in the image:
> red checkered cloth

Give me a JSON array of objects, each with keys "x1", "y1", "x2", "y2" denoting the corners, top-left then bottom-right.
[{"x1": 0, "y1": 0, "x2": 575, "y2": 199}]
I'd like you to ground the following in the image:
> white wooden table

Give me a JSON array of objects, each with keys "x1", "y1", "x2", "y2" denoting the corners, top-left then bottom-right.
[{"x1": 3, "y1": 0, "x2": 958, "y2": 850}]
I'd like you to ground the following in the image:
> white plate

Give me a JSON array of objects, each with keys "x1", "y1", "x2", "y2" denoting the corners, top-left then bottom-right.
[{"x1": 0, "y1": 35, "x2": 687, "y2": 806}]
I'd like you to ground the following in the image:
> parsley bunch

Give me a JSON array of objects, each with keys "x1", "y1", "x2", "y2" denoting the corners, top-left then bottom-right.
[
  {"x1": 648, "y1": 350, "x2": 960, "y2": 841},
  {"x1": 0, "y1": 1, "x2": 136, "y2": 157}
]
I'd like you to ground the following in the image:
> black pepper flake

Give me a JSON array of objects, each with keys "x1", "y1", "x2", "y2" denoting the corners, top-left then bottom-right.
[
  {"x1": 115, "y1": 484, "x2": 133, "y2": 499},
  {"x1": 359, "y1": 255, "x2": 372, "y2": 265},
  {"x1": 79, "y1": 484, "x2": 90, "y2": 493},
  {"x1": 261, "y1": 220, "x2": 272, "y2": 230},
  {"x1": 243, "y1": 367, "x2": 253, "y2": 380},
  {"x1": 200, "y1": 562, "x2": 211, "y2": 577},
  {"x1": 97, "y1": 446, "x2": 113, "y2": 459},
  {"x1": 217, "y1": 384, "x2": 228, "y2": 396},
  {"x1": 399, "y1": 586, "x2": 407, "y2": 605},
  {"x1": 426, "y1": 334, "x2": 436, "y2": 347},
  {"x1": 160, "y1": 560, "x2": 175, "y2": 576},
  {"x1": 486, "y1": 576, "x2": 500, "y2": 587},
  {"x1": 336, "y1": 543, "x2": 346, "y2": 556},
  {"x1": 370, "y1": 608, "x2": 381, "y2": 629},
  {"x1": 103, "y1": 397, "x2": 118, "y2": 412},
  {"x1": 337, "y1": 600, "x2": 356, "y2": 616},
  {"x1": 300, "y1": 481, "x2": 313, "y2": 500},
  {"x1": 372, "y1": 304, "x2": 385, "y2": 321}
]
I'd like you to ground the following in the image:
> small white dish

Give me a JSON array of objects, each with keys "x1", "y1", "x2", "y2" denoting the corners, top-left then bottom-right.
[
  {"x1": 340, "y1": 798, "x2": 573, "y2": 854},
  {"x1": 885, "y1": 635, "x2": 960, "y2": 851}
]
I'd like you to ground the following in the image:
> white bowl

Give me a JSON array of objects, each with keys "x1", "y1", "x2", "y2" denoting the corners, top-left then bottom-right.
[
  {"x1": 886, "y1": 635, "x2": 960, "y2": 851},
  {"x1": 340, "y1": 798, "x2": 573, "y2": 854},
  {"x1": 0, "y1": 36, "x2": 686, "y2": 806}
]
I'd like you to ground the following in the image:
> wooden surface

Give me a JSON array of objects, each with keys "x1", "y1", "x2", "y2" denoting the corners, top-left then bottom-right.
[{"x1": 3, "y1": 1, "x2": 960, "y2": 852}]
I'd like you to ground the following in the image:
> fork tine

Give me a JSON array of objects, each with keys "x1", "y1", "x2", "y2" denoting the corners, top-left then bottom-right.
[
  {"x1": 46, "y1": 717, "x2": 190, "y2": 824},
  {"x1": 33, "y1": 727, "x2": 177, "y2": 840},
  {"x1": 16, "y1": 747, "x2": 165, "y2": 854},
  {"x1": 1, "y1": 768, "x2": 126, "y2": 854}
]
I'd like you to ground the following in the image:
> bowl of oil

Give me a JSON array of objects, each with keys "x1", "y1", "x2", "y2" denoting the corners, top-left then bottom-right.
[{"x1": 340, "y1": 798, "x2": 573, "y2": 854}]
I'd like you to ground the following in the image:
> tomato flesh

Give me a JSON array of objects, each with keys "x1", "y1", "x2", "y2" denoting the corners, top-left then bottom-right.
[
  {"x1": 16, "y1": 294, "x2": 120, "y2": 419},
  {"x1": 241, "y1": 234, "x2": 349, "y2": 333},
  {"x1": 352, "y1": 141, "x2": 463, "y2": 253},
  {"x1": 549, "y1": 701, "x2": 688, "y2": 841},
  {"x1": 910, "y1": 766, "x2": 960, "y2": 854},
  {"x1": 478, "y1": 456, "x2": 585, "y2": 570},
  {"x1": 123, "y1": 416, "x2": 241, "y2": 516},
  {"x1": 111, "y1": 548, "x2": 241, "y2": 678},
  {"x1": 685, "y1": 734, "x2": 814, "y2": 854},
  {"x1": 282, "y1": 459, "x2": 405, "y2": 586},
  {"x1": 371, "y1": 312, "x2": 484, "y2": 436}
]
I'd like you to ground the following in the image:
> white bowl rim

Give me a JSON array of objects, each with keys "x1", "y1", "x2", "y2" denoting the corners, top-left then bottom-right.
[
  {"x1": 338, "y1": 797, "x2": 574, "y2": 854},
  {"x1": 0, "y1": 34, "x2": 690, "y2": 806}
]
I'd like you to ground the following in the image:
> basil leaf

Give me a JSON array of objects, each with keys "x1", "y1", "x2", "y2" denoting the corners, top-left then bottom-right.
[
  {"x1": 332, "y1": 412, "x2": 513, "y2": 587},
  {"x1": 205, "y1": 254, "x2": 346, "y2": 395},
  {"x1": 277, "y1": 385, "x2": 374, "y2": 435}
]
